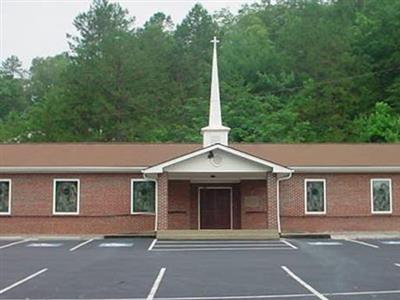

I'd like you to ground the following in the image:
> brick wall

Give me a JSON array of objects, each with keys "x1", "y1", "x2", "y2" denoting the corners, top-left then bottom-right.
[
  {"x1": 3, "y1": 172, "x2": 398, "y2": 235},
  {"x1": 157, "y1": 173, "x2": 168, "y2": 230},
  {"x1": 0, "y1": 173, "x2": 155, "y2": 235},
  {"x1": 280, "y1": 173, "x2": 400, "y2": 232},
  {"x1": 240, "y1": 180, "x2": 268, "y2": 229},
  {"x1": 168, "y1": 180, "x2": 191, "y2": 229},
  {"x1": 267, "y1": 173, "x2": 278, "y2": 230}
]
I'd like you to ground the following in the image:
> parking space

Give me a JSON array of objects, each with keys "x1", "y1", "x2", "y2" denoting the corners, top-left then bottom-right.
[{"x1": 1, "y1": 237, "x2": 400, "y2": 299}]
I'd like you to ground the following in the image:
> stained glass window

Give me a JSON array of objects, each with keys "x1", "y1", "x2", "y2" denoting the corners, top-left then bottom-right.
[
  {"x1": 54, "y1": 180, "x2": 79, "y2": 214},
  {"x1": 306, "y1": 180, "x2": 325, "y2": 213},
  {"x1": 372, "y1": 179, "x2": 391, "y2": 213},
  {"x1": 132, "y1": 180, "x2": 155, "y2": 213},
  {"x1": 0, "y1": 180, "x2": 10, "y2": 214}
]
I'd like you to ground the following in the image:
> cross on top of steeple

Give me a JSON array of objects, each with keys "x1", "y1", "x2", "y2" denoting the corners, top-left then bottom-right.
[{"x1": 210, "y1": 36, "x2": 219, "y2": 46}]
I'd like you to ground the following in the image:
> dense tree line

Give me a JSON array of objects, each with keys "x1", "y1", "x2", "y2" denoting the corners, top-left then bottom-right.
[{"x1": 1, "y1": 0, "x2": 400, "y2": 143}]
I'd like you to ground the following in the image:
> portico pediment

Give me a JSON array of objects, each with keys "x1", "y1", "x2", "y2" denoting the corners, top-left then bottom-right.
[{"x1": 143, "y1": 144, "x2": 292, "y2": 175}]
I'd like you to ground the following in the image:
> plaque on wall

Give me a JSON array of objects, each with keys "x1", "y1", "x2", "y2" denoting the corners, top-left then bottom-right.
[{"x1": 244, "y1": 196, "x2": 261, "y2": 208}]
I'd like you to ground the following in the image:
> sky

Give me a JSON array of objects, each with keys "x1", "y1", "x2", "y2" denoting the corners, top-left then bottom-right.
[{"x1": 0, "y1": 0, "x2": 258, "y2": 69}]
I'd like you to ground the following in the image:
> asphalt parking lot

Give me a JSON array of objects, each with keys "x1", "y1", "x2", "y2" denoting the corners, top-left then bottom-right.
[{"x1": 1, "y1": 237, "x2": 400, "y2": 299}]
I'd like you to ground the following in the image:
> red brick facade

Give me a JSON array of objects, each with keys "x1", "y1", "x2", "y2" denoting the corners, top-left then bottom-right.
[
  {"x1": 157, "y1": 173, "x2": 169, "y2": 230},
  {"x1": 168, "y1": 180, "x2": 191, "y2": 229},
  {"x1": 280, "y1": 173, "x2": 400, "y2": 232},
  {"x1": 240, "y1": 180, "x2": 268, "y2": 229},
  {"x1": 1, "y1": 172, "x2": 399, "y2": 235},
  {"x1": 0, "y1": 173, "x2": 155, "y2": 235}
]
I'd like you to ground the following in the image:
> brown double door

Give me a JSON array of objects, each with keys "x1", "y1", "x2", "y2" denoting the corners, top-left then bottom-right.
[{"x1": 199, "y1": 188, "x2": 232, "y2": 229}]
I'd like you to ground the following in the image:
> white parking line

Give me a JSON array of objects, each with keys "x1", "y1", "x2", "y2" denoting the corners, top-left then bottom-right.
[
  {"x1": 281, "y1": 239, "x2": 298, "y2": 249},
  {"x1": 326, "y1": 289, "x2": 400, "y2": 297},
  {"x1": 381, "y1": 241, "x2": 400, "y2": 245},
  {"x1": 345, "y1": 239, "x2": 379, "y2": 249},
  {"x1": 0, "y1": 239, "x2": 31, "y2": 249},
  {"x1": 153, "y1": 289, "x2": 400, "y2": 299},
  {"x1": 148, "y1": 239, "x2": 157, "y2": 251},
  {"x1": 395, "y1": 263, "x2": 400, "y2": 268},
  {"x1": 147, "y1": 267, "x2": 166, "y2": 300},
  {"x1": 156, "y1": 293, "x2": 314, "y2": 299},
  {"x1": 69, "y1": 239, "x2": 95, "y2": 252},
  {"x1": 307, "y1": 242, "x2": 342, "y2": 246},
  {"x1": 0, "y1": 268, "x2": 47, "y2": 295},
  {"x1": 98, "y1": 242, "x2": 133, "y2": 247},
  {"x1": 281, "y1": 266, "x2": 329, "y2": 300},
  {"x1": 27, "y1": 243, "x2": 63, "y2": 247}
]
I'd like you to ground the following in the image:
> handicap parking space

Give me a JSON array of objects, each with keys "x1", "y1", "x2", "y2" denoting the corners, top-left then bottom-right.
[
  {"x1": 1, "y1": 239, "x2": 80, "y2": 251},
  {"x1": 80, "y1": 237, "x2": 153, "y2": 252}
]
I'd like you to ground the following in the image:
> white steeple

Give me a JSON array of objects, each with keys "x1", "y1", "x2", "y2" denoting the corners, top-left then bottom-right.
[{"x1": 201, "y1": 36, "x2": 230, "y2": 147}]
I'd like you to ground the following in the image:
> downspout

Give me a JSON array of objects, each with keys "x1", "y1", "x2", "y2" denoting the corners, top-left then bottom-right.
[{"x1": 276, "y1": 172, "x2": 293, "y2": 235}]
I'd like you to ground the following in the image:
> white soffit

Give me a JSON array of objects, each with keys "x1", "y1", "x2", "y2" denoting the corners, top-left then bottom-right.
[
  {"x1": 291, "y1": 166, "x2": 400, "y2": 173},
  {"x1": 0, "y1": 167, "x2": 145, "y2": 173}
]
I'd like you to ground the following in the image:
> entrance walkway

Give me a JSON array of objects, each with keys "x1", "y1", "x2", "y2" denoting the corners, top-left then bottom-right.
[{"x1": 149, "y1": 239, "x2": 297, "y2": 251}]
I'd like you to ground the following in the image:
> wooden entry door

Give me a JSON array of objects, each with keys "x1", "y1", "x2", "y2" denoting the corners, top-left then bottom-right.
[{"x1": 199, "y1": 188, "x2": 232, "y2": 229}]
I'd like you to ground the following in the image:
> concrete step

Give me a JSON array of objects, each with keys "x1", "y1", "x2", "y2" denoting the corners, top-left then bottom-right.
[{"x1": 156, "y1": 229, "x2": 279, "y2": 240}]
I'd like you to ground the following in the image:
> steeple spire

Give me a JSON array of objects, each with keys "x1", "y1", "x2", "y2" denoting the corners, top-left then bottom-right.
[
  {"x1": 201, "y1": 36, "x2": 230, "y2": 147},
  {"x1": 209, "y1": 36, "x2": 222, "y2": 127}
]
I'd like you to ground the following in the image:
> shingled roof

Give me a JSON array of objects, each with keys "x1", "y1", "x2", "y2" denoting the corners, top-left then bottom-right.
[{"x1": 1, "y1": 143, "x2": 400, "y2": 168}]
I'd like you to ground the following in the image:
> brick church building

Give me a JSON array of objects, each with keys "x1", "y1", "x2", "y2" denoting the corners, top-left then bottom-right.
[{"x1": 0, "y1": 38, "x2": 399, "y2": 238}]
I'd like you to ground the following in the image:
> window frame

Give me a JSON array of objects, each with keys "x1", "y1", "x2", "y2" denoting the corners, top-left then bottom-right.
[
  {"x1": 370, "y1": 178, "x2": 392, "y2": 214},
  {"x1": 304, "y1": 178, "x2": 327, "y2": 215},
  {"x1": 131, "y1": 178, "x2": 157, "y2": 215},
  {"x1": 0, "y1": 179, "x2": 11, "y2": 216},
  {"x1": 53, "y1": 179, "x2": 80, "y2": 215}
]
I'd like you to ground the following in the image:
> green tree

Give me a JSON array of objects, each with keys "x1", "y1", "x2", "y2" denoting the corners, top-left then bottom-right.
[
  {"x1": 354, "y1": 102, "x2": 400, "y2": 142},
  {"x1": 0, "y1": 56, "x2": 28, "y2": 119},
  {"x1": 29, "y1": 54, "x2": 69, "y2": 102}
]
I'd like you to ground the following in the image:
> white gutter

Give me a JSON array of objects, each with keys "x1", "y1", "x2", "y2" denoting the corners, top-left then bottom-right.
[
  {"x1": 276, "y1": 172, "x2": 293, "y2": 234},
  {"x1": 291, "y1": 166, "x2": 400, "y2": 173},
  {"x1": 0, "y1": 166, "x2": 145, "y2": 173}
]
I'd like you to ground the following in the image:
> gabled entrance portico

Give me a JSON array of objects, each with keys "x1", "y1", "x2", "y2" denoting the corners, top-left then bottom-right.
[{"x1": 143, "y1": 144, "x2": 292, "y2": 239}]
